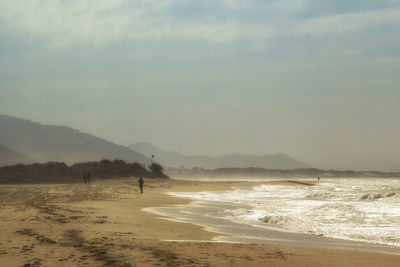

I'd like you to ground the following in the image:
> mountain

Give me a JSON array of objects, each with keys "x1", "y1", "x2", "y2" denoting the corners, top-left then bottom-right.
[
  {"x1": 0, "y1": 115, "x2": 151, "y2": 165},
  {"x1": 129, "y1": 142, "x2": 310, "y2": 169},
  {"x1": 0, "y1": 144, "x2": 33, "y2": 166},
  {"x1": 167, "y1": 167, "x2": 400, "y2": 178}
]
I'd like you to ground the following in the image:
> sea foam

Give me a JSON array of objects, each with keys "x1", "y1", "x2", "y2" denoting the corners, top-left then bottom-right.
[{"x1": 168, "y1": 178, "x2": 400, "y2": 247}]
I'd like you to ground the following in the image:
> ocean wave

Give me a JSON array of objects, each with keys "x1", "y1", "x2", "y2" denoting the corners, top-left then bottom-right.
[
  {"x1": 258, "y1": 215, "x2": 292, "y2": 225},
  {"x1": 306, "y1": 192, "x2": 339, "y2": 199},
  {"x1": 360, "y1": 192, "x2": 396, "y2": 200},
  {"x1": 167, "y1": 178, "x2": 400, "y2": 247}
]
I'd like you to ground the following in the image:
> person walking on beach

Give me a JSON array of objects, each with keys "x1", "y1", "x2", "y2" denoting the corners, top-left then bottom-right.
[
  {"x1": 138, "y1": 177, "x2": 144, "y2": 193},
  {"x1": 82, "y1": 172, "x2": 92, "y2": 184}
]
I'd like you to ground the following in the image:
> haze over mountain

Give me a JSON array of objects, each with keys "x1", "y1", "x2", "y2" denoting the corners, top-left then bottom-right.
[
  {"x1": 0, "y1": 115, "x2": 151, "y2": 165},
  {"x1": 1, "y1": 1, "x2": 400, "y2": 172},
  {"x1": 0, "y1": 144, "x2": 33, "y2": 166},
  {"x1": 129, "y1": 142, "x2": 310, "y2": 170}
]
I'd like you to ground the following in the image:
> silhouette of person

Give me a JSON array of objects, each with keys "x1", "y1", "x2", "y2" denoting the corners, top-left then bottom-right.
[
  {"x1": 318, "y1": 176, "x2": 320, "y2": 181},
  {"x1": 82, "y1": 172, "x2": 91, "y2": 184},
  {"x1": 138, "y1": 177, "x2": 144, "y2": 193}
]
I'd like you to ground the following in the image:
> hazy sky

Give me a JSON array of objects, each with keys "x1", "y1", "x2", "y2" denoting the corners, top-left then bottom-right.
[{"x1": 1, "y1": 0, "x2": 400, "y2": 171}]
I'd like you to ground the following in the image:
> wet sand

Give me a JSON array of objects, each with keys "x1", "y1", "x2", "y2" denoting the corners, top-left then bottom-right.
[{"x1": 0, "y1": 178, "x2": 399, "y2": 266}]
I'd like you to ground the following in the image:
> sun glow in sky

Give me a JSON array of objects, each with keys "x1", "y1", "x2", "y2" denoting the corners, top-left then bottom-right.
[{"x1": 1, "y1": 0, "x2": 399, "y2": 171}]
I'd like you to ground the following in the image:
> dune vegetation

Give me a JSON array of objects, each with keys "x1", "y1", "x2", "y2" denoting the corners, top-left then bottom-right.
[{"x1": 0, "y1": 160, "x2": 168, "y2": 184}]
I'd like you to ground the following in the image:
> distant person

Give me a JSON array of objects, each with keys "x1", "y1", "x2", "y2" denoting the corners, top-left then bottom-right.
[
  {"x1": 318, "y1": 176, "x2": 320, "y2": 181},
  {"x1": 82, "y1": 172, "x2": 91, "y2": 184},
  {"x1": 138, "y1": 177, "x2": 144, "y2": 193}
]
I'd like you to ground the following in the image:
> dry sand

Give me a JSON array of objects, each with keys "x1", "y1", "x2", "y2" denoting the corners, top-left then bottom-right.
[{"x1": 0, "y1": 178, "x2": 399, "y2": 266}]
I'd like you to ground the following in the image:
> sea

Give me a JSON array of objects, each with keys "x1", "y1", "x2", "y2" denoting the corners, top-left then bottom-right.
[{"x1": 146, "y1": 178, "x2": 400, "y2": 251}]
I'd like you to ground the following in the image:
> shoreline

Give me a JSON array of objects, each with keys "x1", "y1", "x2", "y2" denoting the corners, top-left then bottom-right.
[
  {"x1": 1, "y1": 178, "x2": 399, "y2": 266},
  {"x1": 145, "y1": 180, "x2": 400, "y2": 255}
]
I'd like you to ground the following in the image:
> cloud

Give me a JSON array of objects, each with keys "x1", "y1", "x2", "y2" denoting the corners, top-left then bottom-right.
[
  {"x1": 298, "y1": 0, "x2": 400, "y2": 18},
  {"x1": 295, "y1": 8, "x2": 400, "y2": 36},
  {"x1": 0, "y1": 0, "x2": 275, "y2": 48},
  {"x1": 0, "y1": 0, "x2": 398, "y2": 64},
  {"x1": 0, "y1": 0, "x2": 133, "y2": 47},
  {"x1": 1, "y1": 1, "x2": 400, "y2": 171}
]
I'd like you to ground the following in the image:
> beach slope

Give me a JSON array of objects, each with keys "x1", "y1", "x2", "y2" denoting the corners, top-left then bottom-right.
[{"x1": 0, "y1": 178, "x2": 399, "y2": 266}]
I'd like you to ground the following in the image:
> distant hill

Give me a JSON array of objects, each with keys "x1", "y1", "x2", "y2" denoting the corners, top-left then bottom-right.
[
  {"x1": 0, "y1": 115, "x2": 151, "y2": 165},
  {"x1": 129, "y1": 142, "x2": 310, "y2": 169},
  {"x1": 167, "y1": 167, "x2": 400, "y2": 178},
  {"x1": 0, "y1": 144, "x2": 33, "y2": 166}
]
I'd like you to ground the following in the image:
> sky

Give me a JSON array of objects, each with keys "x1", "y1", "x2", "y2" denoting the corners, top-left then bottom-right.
[{"x1": 0, "y1": 0, "x2": 400, "y2": 171}]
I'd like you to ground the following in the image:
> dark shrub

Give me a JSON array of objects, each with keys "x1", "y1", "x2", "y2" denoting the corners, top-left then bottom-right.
[{"x1": 0, "y1": 160, "x2": 168, "y2": 184}]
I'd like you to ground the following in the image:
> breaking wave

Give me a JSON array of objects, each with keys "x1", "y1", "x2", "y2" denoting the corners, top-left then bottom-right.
[
  {"x1": 360, "y1": 192, "x2": 396, "y2": 200},
  {"x1": 259, "y1": 215, "x2": 292, "y2": 225},
  {"x1": 169, "y1": 178, "x2": 400, "y2": 247}
]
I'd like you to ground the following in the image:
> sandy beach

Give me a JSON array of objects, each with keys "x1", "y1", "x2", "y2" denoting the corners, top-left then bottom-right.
[{"x1": 0, "y1": 178, "x2": 399, "y2": 267}]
